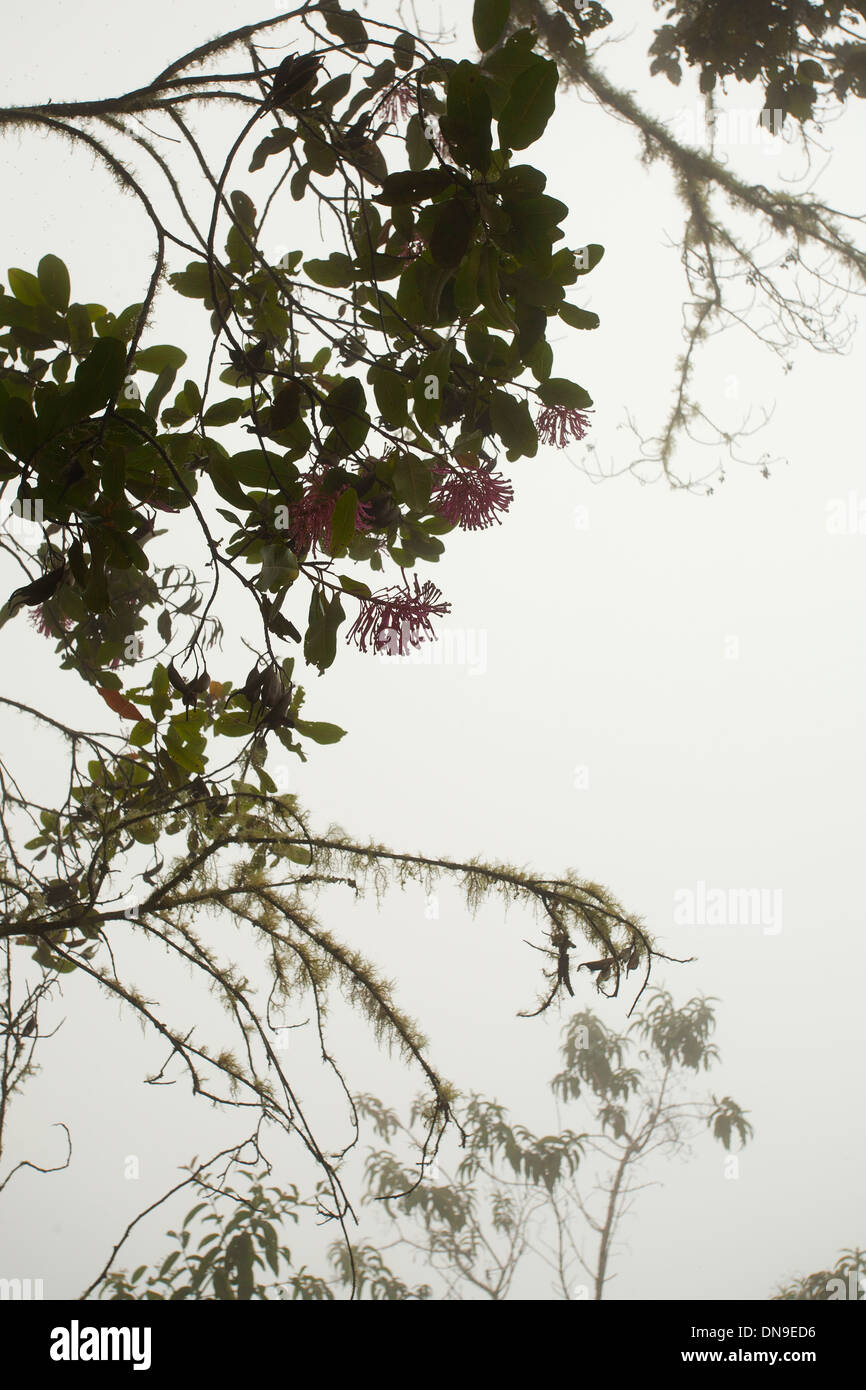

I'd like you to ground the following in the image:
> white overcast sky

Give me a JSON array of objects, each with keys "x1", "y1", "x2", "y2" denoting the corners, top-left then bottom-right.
[{"x1": 1, "y1": 0, "x2": 864, "y2": 1300}]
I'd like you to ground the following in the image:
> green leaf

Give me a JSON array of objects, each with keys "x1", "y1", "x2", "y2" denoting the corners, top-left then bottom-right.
[
  {"x1": 313, "y1": 72, "x2": 352, "y2": 109},
  {"x1": 797, "y1": 59, "x2": 825, "y2": 84},
  {"x1": 454, "y1": 244, "x2": 482, "y2": 315},
  {"x1": 209, "y1": 457, "x2": 248, "y2": 509},
  {"x1": 477, "y1": 244, "x2": 516, "y2": 330},
  {"x1": 393, "y1": 32, "x2": 416, "y2": 70},
  {"x1": 131, "y1": 816, "x2": 162, "y2": 843},
  {"x1": 291, "y1": 167, "x2": 310, "y2": 202},
  {"x1": 8, "y1": 267, "x2": 46, "y2": 307},
  {"x1": 406, "y1": 114, "x2": 433, "y2": 171},
  {"x1": 212, "y1": 1266, "x2": 234, "y2": 1301},
  {"x1": 473, "y1": 0, "x2": 510, "y2": 52},
  {"x1": 203, "y1": 397, "x2": 245, "y2": 426},
  {"x1": 293, "y1": 718, "x2": 347, "y2": 744},
  {"x1": 134, "y1": 344, "x2": 188, "y2": 374},
  {"x1": 330, "y1": 487, "x2": 358, "y2": 554},
  {"x1": 505, "y1": 265, "x2": 563, "y2": 312},
  {"x1": 321, "y1": 377, "x2": 370, "y2": 456},
  {"x1": 0, "y1": 389, "x2": 37, "y2": 459},
  {"x1": 257, "y1": 542, "x2": 300, "y2": 592},
  {"x1": 304, "y1": 253, "x2": 356, "y2": 288},
  {"x1": 227, "y1": 1233, "x2": 255, "y2": 1301},
  {"x1": 248, "y1": 127, "x2": 296, "y2": 173},
  {"x1": 392, "y1": 453, "x2": 432, "y2": 510},
  {"x1": 144, "y1": 366, "x2": 178, "y2": 420},
  {"x1": 515, "y1": 303, "x2": 547, "y2": 360},
  {"x1": 412, "y1": 343, "x2": 451, "y2": 433},
  {"x1": 537, "y1": 377, "x2": 593, "y2": 409},
  {"x1": 374, "y1": 169, "x2": 455, "y2": 206},
  {"x1": 260, "y1": 1221, "x2": 281, "y2": 1277},
  {"x1": 66, "y1": 303, "x2": 93, "y2": 355},
  {"x1": 183, "y1": 378, "x2": 202, "y2": 413},
  {"x1": 215, "y1": 712, "x2": 256, "y2": 738},
  {"x1": 395, "y1": 261, "x2": 428, "y2": 323},
  {"x1": 496, "y1": 163, "x2": 548, "y2": 198},
  {"x1": 226, "y1": 222, "x2": 253, "y2": 273},
  {"x1": 304, "y1": 588, "x2": 345, "y2": 675},
  {"x1": 230, "y1": 189, "x2": 256, "y2": 230},
  {"x1": 465, "y1": 321, "x2": 515, "y2": 373},
  {"x1": 169, "y1": 262, "x2": 212, "y2": 300},
  {"x1": 164, "y1": 729, "x2": 206, "y2": 776},
  {"x1": 350, "y1": 200, "x2": 383, "y2": 258},
  {"x1": 573, "y1": 243, "x2": 605, "y2": 276},
  {"x1": 270, "y1": 382, "x2": 301, "y2": 430},
  {"x1": 337, "y1": 573, "x2": 372, "y2": 599},
  {"x1": 369, "y1": 367, "x2": 409, "y2": 426},
  {"x1": 96, "y1": 302, "x2": 144, "y2": 343},
  {"x1": 129, "y1": 721, "x2": 155, "y2": 747},
  {"x1": 51, "y1": 351, "x2": 71, "y2": 384},
  {"x1": 303, "y1": 128, "x2": 338, "y2": 177},
  {"x1": 498, "y1": 58, "x2": 559, "y2": 150},
  {"x1": 483, "y1": 28, "x2": 550, "y2": 107},
  {"x1": 160, "y1": 404, "x2": 192, "y2": 429},
  {"x1": 490, "y1": 389, "x2": 538, "y2": 457},
  {"x1": 441, "y1": 61, "x2": 493, "y2": 172},
  {"x1": 272, "y1": 414, "x2": 311, "y2": 461},
  {"x1": 71, "y1": 337, "x2": 128, "y2": 416},
  {"x1": 526, "y1": 337, "x2": 553, "y2": 382},
  {"x1": 0, "y1": 295, "x2": 65, "y2": 340},
  {"x1": 364, "y1": 58, "x2": 396, "y2": 95},
  {"x1": 497, "y1": 193, "x2": 568, "y2": 266},
  {"x1": 429, "y1": 198, "x2": 477, "y2": 269},
  {"x1": 559, "y1": 303, "x2": 600, "y2": 330},
  {"x1": 323, "y1": 6, "x2": 368, "y2": 52},
  {"x1": 37, "y1": 255, "x2": 71, "y2": 311}
]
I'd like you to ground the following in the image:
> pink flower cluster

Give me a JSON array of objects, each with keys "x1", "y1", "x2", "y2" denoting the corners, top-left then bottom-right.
[
  {"x1": 536, "y1": 406, "x2": 593, "y2": 448},
  {"x1": 347, "y1": 574, "x2": 450, "y2": 655},
  {"x1": 287, "y1": 479, "x2": 373, "y2": 555},
  {"x1": 380, "y1": 84, "x2": 416, "y2": 126},
  {"x1": 432, "y1": 463, "x2": 514, "y2": 531},
  {"x1": 30, "y1": 605, "x2": 72, "y2": 639}
]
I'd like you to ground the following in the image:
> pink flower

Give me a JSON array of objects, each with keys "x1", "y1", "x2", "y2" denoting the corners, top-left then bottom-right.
[
  {"x1": 380, "y1": 84, "x2": 416, "y2": 126},
  {"x1": 287, "y1": 479, "x2": 373, "y2": 556},
  {"x1": 30, "y1": 605, "x2": 72, "y2": 638},
  {"x1": 432, "y1": 463, "x2": 514, "y2": 531},
  {"x1": 347, "y1": 574, "x2": 450, "y2": 655},
  {"x1": 536, "y1": 406, "x2": 592, "y2": 448}
]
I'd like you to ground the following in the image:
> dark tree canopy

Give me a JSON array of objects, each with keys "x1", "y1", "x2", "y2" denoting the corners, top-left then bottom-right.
[
  {"x1": 648, "y1": 0, "x2": 866, "y2": 116},
  {"x1": 0, "y1": 1, "x2": 663, "y2": 1257}
]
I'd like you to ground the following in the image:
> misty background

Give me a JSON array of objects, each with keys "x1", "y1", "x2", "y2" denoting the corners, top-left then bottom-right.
[{"x1": 0, "y1": 0, "x2": 863, "y2": 1299}]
